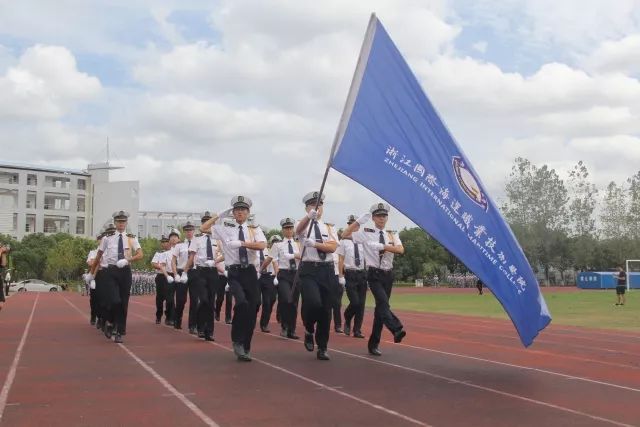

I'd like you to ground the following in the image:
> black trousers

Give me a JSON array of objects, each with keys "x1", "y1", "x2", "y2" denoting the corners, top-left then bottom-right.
[
  {"x1": 194, "y1": 267, "x2": 218, "y2": 336},
  {"x1": 258, "y1": 273, "x2": 277, "y2": 328},
  {"x1": 95, "y1": 269, "x2": 108, "y2": 323},
  {"x1": 300, "y1": 262, "x2": 338, "y2": 351},
  {"x1": 165, "y1": 273, "x2": 176, "y2": 323},
  {"x1": 343, "y1": 269, "x2": 367, "y2": 333},
  {"x1": 187, "y1": 269, "x2": 199, "y2": 329},
  {"x1": 277, "y1": 269, "x2": 300, "y2": 334},
  {"x1": 331, "y1": 275, "x2": 343, "y2": 329},
  {"x1": 215, "y1": 274, "x2": 232, "y2": 321},
  {"x1": 367, "y1": 268, "x2": 403, "y2": 348},
  {"x1": 104, "y1": 265, "x2": 132, "y2": 334},
  {"x1": 155, "y1": 273, "x2": 168, "y2": 320},
  {"x1": 174, "y1": 269, "x2": 188, "y2": 327},
  {"x1": 228, "y1": 265, "x2": 260, "y2": 352},
  {"x1": 89, "y1": 287, "x2": 98, "y2": 321}
]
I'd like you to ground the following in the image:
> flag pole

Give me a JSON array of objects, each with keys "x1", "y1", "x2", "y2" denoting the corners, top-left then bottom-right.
[{"x1": 289, "y1": 13, "x2": 379, "y2": 301}]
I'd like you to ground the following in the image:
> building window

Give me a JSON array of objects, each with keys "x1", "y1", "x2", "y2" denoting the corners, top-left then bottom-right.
[
  {"x1": 77, "y1": 197, "x2": 85, "y2": 212},
  {"x1": 44, "y1": 215, "x2": 69, "y2": 233},
  {"x1": 76, "y1": 218, "x2": 85, "y2": 235},
  {"x1": 27, "y1": 174, "x2": 37, "y2": 186},
  {"x1": 0, "y1": 189, "x2": 18, "y2": 209},
  {"x1": 152, "y1": 225, "x2": 159, "y2": 235},
  {"x1": 12, "y1": 213, "x2": 17, "y2": 232},
  {"x1": 44, "y1": 193, "x2": 70, "y2": 210},
  {"x1": 77, "y1": 179, "x2": 86, "y2": 190},
  {"x1": 26, "y1": 191, "x2": 37, "y2": 209},
  {"x1": 25, "y1": 214, "x2": 35, "y2": 233},
  {"x1": 44, "y1": 176, "x2": 70, "y2": 189},
  {"x1": 0, "y1": 172, "x2": 19, "y2": 185}
]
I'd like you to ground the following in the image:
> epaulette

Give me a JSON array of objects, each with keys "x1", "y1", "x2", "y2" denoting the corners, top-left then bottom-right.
[
  {"x1": 195, "y1": 233, "x2": 203, "y2": 237},
  {"x1": 325, "y1": 223, "x2": 334, "y2": 227},
  {"x1": 386, "y1": 230, "x2": 396, "y2": 234},
  {"x1": 248, "y1": 224, "x2": 259, "y2": 229},
  {"x1": 223, "y1": 221, "x2": 236, "y2": 227},
  {"x1": 364, "y1": 228, "x2": 375, "y2": 233},
  {"x1": 126, "y1": 233, "x2": 136, "y2": 238},
  {"x1": 105, "y1": 230, "x2": 116, "y2": 236}
]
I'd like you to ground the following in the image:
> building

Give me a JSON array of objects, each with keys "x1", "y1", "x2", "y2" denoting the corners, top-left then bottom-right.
[
  {"x1": 137, "y1": 211, "x2": 202, "y2": 239},
  {"x1": 0, "y1": 161, "x2": 139, "y2": 240}
]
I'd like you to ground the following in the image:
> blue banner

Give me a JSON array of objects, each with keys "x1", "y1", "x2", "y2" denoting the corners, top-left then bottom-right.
[{"x1": 330, "y1": 15, "x2": 551, "y2": 347}]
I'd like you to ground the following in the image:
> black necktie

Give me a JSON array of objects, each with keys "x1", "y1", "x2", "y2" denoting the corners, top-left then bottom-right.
[
  {"x1": 354, "y1": 242, "x2": 361, "y2": 267},
  {"x1": 288, "y1": 240, "x2": 296, "y2": 270},
  {"x1": 117, "y1": 234, "x2": 125, "y2": 260},
  {"x1": 379, "y1": 230, "x2": 385, "y2": 264},
  {"x1": 238, "y1": 226, "x2": 249, "y2": 266},
  {"x1": 313, "y1": 222, "x2": 326, "y2": 260},
  {"x1": 187, "y1": 240, "x2": 191, "y2": 248},
  {"x1": 259, "y1": 249, "x2": 265, "y2": 272},
  {"x1": 206, "y1": 235, "x2": 213, "y2": 260}
]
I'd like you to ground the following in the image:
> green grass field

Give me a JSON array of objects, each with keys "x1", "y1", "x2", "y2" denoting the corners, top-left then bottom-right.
[{"x1": 362, "y1": 290, "x2": 640, "y2": 331}]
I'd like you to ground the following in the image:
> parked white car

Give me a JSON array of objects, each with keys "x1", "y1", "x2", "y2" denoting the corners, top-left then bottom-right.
[{"x1": 9, "y1": 279, "x2": 61, "y2": 293}]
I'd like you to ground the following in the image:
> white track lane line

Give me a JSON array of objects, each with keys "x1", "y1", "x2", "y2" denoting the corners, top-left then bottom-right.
[
  {"x1": 63, "y1": 297, "x2": 220, "y2": 427},
  {"x1": 0, "y1": 294, "x2": 39, "y2": 422}
]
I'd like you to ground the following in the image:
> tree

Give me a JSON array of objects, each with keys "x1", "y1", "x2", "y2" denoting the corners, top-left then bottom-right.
[
  {"x1": 133, "y1": 237, "x2": 161, "y2": 271},
  {"x1": 627, "y1": 171, "x2": 640, "y2": 240},
  {"x1": 567, "y1": 161, "x2": 598, "y2": 237}
]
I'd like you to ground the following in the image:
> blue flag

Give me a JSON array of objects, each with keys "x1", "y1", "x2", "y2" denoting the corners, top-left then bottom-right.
[{"x1": 330, "y1": 15, "x2": 551, "y2": 347}]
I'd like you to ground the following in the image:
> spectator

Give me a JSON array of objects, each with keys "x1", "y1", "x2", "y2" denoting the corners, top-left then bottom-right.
[{"x1": 615, "y1": 265, "x2": 626, "y2": 306}]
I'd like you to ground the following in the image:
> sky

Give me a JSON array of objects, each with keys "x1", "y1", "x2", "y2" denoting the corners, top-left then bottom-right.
[{"x1": 1, "y1": 0, "x2": 639, "y2": 230}]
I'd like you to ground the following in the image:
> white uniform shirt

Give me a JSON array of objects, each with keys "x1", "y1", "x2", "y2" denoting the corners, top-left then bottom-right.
[
  {"x1": 336, "y1": 239, "x2": 365, "y2": 271},
  {"x1": 151, "y1": 251, "x2": 165, "y2": 273},
  {"x1": 212, "y1": 221, "x2": 266, "y2": 266},
  {"x1": 332, "y1": 252, "x2": 339, "y2": 275},
  {"x1": 257, "y1": 247, "x2": 275, "y2": 274},
  {"x1": 87, "y1": 248, "x2": 106, "y2": 269},
  {"x1": 189, "y1": 234, "x2": 219, "y2": 267},
  {"x1": 163, "y1": 248, "x2": 175, "y2": 273},
  {"x1": 98, "y1": 231, "x2": 141, "y2": 266},
  {"x1": 173, "y1": 239, "x2": 193, "y2": 270},
  {"x1": 295, "y1": 220, "x2": 337, "y2": 263},
  {"x1": 352, "y1": 227, "x2": 402, "y2": 271},
  {"x1": 270, "y1": 239, "x2": 301, "y2": 270}
]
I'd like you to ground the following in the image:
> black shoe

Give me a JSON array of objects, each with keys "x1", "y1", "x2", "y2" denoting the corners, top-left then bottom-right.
[
  {"x1": 287, "y1": 332, "x2": 300, "y2": 340},
  {"x1": 393, "y1": 329, "x2": 406, "y2": 343},
  {"x1": 280, "y1": 328, "x2": 288, "y2": 338},
  {"x1": 343, "y1": 325, "x2": 351, "y2": 336},
  {"x1": 225, "y1": 318, "x2": 232, "y2": 324},
  {"x1": 155, "y1": 318, "x2": 161, "y2": 325},
  {"x1": 104, "y1": 323, "x2": 113, "y2": 340},
  {"x1": 260, "y1": 326, "x2": 271, "y2": 333},
  {"x1": 174, "y1": 324, "x2": 182, "y2": 330},
  {"x1": 215, "y1": 313, "x2": 220, "y2": 322},
  {"x1": 165, "y1": 319, "x2": 173, "y2": 326},
  {"x1": 335, "y1": 327, "x2": 344, "y2": 334},
  {"x1": 233, "y1": 342, "x2": 248, "y2": 360},
  {"x1": 189, "y1": 327, "x2": 197, "y2": 335},
  {"x1": 316, "y1": 349, "x2": 330, "y2": 360},
  {"x1": 198, "y1": 331, "x2": 205, "y2": 338},
  {"x1": 114, "y1": 334, "x2": 123, "y2": 344},
  {"x1": 368, "y1": 346, "x2": 382, "y2": 356},
  {"x1": 353, "y1": 331, "x2": 365, "y2": 339},
  {"x1": 204, "y1": 335, "x2": 215, "y2": 342},
  {"x1": 96, "y1": 319, "x2": 102, "y2": 330},
  {"x1": 304, "y1": 332, "x2": 315, "y2": 352},
  {"x1": 90, "y1": 318, "x2": 96, "y2": 326}
]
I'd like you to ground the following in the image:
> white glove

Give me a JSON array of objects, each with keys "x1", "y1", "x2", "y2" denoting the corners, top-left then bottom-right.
[
  {"x1": 224, "y1": 284, "x2": 230, "y2": 292},
  {"x1": 204, "y1": 260, "x2": 215, "y2": 268},
  {"x1": 226, "y1": 240, "x2": 243, "y2": 249},
  {"x1": 89, "y1": 279, "x2": 96, "y2": 289},
  {"x1": 257, "y1": 271, "x2": 261, "y2": 279},
  {"x1": 273, "y1": 277, "x2": 279, "y2": 286},
  {"x1": 217, "y1": 208, "x2": 234, "y2": 219},
  {"x1": 303, "y1": 238, "x2": 316, "y2": 248},
  {"x1": 306, "y1": 209, "x2": 318, "y2": 220},
  {"x1": 84, "y1": 273, "x2": 93, "y2": 284},
  {"x1": 338, "y1": 276, "x2": 346, "y2": 286},
  {"x1": 357, "y1": 213, "x2": 371, "y2": 225},
  {"x1": 116, "y1": 259, "x2": 129, "y2": 268},
  {"x1": 180, "y1": 272, "x2": 188, "y2": 283},
  {"x1": 283, "y1": 253, "x2": 296, "y2": 260},
  {"x1": 223, "y1": 270, "x2": 228, "y2": 278},
  {"x1": 166, "y1": 275, "x2": 174, "y2": 284},
  {"x1": 367, "y1": 242, "x2": 385, "y2": 251}
]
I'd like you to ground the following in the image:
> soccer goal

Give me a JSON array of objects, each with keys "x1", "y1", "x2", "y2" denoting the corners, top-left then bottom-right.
[{"x1": 624, "y1": 260, "x2": 640, "y2": 291}]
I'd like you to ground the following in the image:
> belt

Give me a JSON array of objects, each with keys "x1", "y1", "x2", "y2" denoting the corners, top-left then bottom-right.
[
  {"x1": 345, "y1": 268, "x2": 365, "y2": 273},
  {"x1": 196, "y1": 265, "x2": 215, "y2": 269},
  {"x1": 368, "y1": 266, "x2": 392, "y2": 273},
  {"x1": 301, "y1": 261, "x2": 333, "y2": 267},
  {"x1": 229, "y1": 264, "x2": 255, "y2": 270},
  {"x1": 279, "y1": 268, "x2": 297, "y2": 272}
]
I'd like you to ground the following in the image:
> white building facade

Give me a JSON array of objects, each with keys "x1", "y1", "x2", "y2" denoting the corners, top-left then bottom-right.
[{"x1": 137, "y1": 211, "x2": 202, "y2": 239}]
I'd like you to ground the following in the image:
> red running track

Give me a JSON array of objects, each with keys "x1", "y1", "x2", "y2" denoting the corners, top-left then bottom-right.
[{"x1": 0, "y1": 292, "x2": 639, "y2": 427}]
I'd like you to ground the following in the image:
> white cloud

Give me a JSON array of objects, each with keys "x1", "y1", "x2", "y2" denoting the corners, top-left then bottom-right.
[
  {"x1": 472, "y1": 41, "x2": 487, "y2": 53},
  {"x1": 583, "y1": 34, "x2": 640, "y2": 75}
]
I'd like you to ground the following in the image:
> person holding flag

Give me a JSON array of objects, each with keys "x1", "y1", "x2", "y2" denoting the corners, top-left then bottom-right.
[
  {"x1": 295, "y1": 192, "x2": 339, "y2": 361},
  {"x1": 342, "y1": 203, "x2": 405, "y2": 356}
]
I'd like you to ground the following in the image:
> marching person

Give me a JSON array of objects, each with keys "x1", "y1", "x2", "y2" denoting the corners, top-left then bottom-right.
[
  {"x1": 86, "y1": 233, "x2": 104, "y2": 326},
  {"x1": 94, "y1": 223, "x2": 115, "y2": 333},
  {"x1": 257, "y1": 235, "x2": 278, "y2": 333},
  {"x1": 162, "y1": 228, "x2": 180, "y2": 326},
  {"x1": 151, "y1": 235, "x2": 171, "y2": 325},
  {"x1": 214, "y1": 240, "x2": 232, "y2": 325},
  {"x1": 342, "y1": 203, "x2": 406, "y2": 356},
  {"x1": 330, "y1": 245, "x2": 344, "y2": 333},
  {"x1": 185, "y1": 215, "x2": 221, "y2": 341},
  {"x1": 295, "y1": 191, "x2": 339, "y2": 361},
  {"x1": 89, "y1": 211, "x2": 143, "y2": 343},
  {"x1": 268, "y1": 219, "x2": 301, "y2": 339},
  {"x1": 201, "y1": 196, "x2": 267, "y2": 362},
  {"x1": 172, "y1": 222, "x2": 196, "y2": 330},
  {"x1": 338, "y1": 215, "x2": 367, "y2": 338}
]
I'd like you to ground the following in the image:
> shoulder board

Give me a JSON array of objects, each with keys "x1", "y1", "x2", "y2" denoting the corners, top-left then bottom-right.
[
  {"x1": 386, "y1": 230, "x2": 396, "y2": 234},
  {"x1": 195, "y1": 233, "x2": 203, "y2": 237},
  {"x1": 248, "y1": 225, "x2": 259, "y2": 229},
  {"x1": 105, "y1": 231, "x2": 116, "y2": 236},
  {"x1": 223, "y1": 221, "x2": 236, "y2": 227},
  {"x1": 364, "y1": 228, "x2": 375, "y2": 233},
  {"x1": 325, "y1": 223, "x2": 334, "y2": 227},
  {"x1": 127, "y1": 233, "x2": 136, "y2": 238}
]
